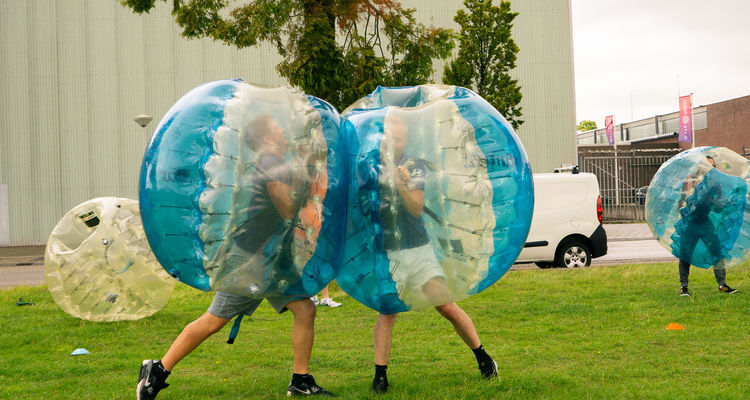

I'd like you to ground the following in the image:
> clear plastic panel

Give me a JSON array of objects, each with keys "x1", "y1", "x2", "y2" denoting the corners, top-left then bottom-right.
[{"x1": 44, "y1": 197, "x2": 175, "y2": 321}]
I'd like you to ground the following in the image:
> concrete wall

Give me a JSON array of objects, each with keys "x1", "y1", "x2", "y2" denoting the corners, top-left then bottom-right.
[
  {"x1": 0, "y1": 185, "x2": 8, "y2": 246},
  {"x1": 0, "y1": 0, "x2": 576, "y2": 245},
  {"x1": 405, "y1": 0, "x2": 577, "y2": 173}
]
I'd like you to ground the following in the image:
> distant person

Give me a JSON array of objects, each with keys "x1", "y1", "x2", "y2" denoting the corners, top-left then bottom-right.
[
  {"x1": 137, "y1": 114, "x2": 334, "y2": 399},
  {"x1": 370, "y1": 116, "x2": 498, "y2": 394},
  {"x1": 311, "y1": 284, "x2": 342, "y2": 308},
  {"x1": 676, "y1": 156, "x2": 737, "y2": 296}
]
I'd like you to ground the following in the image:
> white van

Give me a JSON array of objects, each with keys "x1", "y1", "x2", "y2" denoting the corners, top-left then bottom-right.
[{"x1": 515, "y1": 172, "x2": 607, "y2": 268}]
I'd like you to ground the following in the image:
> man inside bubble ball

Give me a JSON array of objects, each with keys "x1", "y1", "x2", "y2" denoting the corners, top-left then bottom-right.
[
  {"x1": 211, "y1": 113, "x2": 311, "y2": 292},
  {"x1": 676, "y1": 155, "x2": 737, "y2": 296},
  {"x1": 370, "y1": 116, "x2": 498, "y2": 394},
  {"x1": 137, "y1": 114, "x2": 334, "y2": 399}
]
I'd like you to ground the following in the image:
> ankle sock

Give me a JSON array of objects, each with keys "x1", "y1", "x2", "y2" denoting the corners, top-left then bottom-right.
[
  {"x1": 154, "y1": 360, "x2": 171, "y2": 379},
  {"x1": 375, "y1": 364, "x2": 388, "y2": 379},
  {"x1": 472, "y1": 344, "x2": 492, "y2": 363},
  {"x1": 292, "y1": 373, "x2": 311, "y2": 386}
]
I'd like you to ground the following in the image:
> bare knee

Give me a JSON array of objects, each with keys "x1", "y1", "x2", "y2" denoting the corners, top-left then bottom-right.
[
  {"x1": 435, "y1": 302, "x2": 462, "y2": 322},
  {"x1": 190, "y1": 312, "x2": 229, "y2": 336},
  {"x1": 378, "y1": 313, "x2": 398, "y2": 325},
  {"x1": 288, "y1": 299, "x2": 316, "y2": 321}
]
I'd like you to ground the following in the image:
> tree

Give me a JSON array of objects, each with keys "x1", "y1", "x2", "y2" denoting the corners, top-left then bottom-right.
[
  {"x1": 443, "y1": 0, "x2": 523, "y2": 130},
  {"x1": 577, "y1": 120, "x2": 597, "y2": 132},
  {"x1": 119, "y1": 0, "x2": 454, "y2": 110}
]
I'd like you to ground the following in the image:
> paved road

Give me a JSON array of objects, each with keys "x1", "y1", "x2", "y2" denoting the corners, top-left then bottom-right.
[
  {"x1": 0, "y1": 246, "x2": 45, "y2": 288},
  {"x1": 592, "y1": 239, "x2": 675, "y2": 266},
  {"x1": 0, "y1": 224, "x2": 677, "y2": 288},
  {"x1": 593, "y1": 223, "x2": 676, "y2": 266}
]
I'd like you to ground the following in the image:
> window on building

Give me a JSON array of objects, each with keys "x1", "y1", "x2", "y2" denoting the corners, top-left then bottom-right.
[
  {"x1": 661, "y1": 117, "x2": 679, "y2": 134},
  {"x1": 694, "y1": 111, "x2": 707, "y2": 130},
  {"x1": 627, "y1": 124, "x2": 655, "y2": 140},
  {"x1": 577, "y1": 135, "x2": 595, "y2": 145}
]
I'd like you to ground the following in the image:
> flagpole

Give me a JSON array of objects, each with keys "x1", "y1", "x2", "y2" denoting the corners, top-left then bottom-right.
[
  {"x1": 614, "y1": 136, "x2": 619, "y2": 205},
  {"x1": 690, "y1": 93, "x2": 695, "y2": 148}
]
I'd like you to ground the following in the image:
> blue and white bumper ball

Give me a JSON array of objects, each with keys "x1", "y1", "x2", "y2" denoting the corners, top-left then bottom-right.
[
  {"x1": 139, "y1": 80, "x2": 346, "y2": 298},
  {"x1": 646, "y1": 146, "x2": 750, "y2": 269},
  {"x1": 338, "y1": 85, "x2": 534, "y2": 313}
]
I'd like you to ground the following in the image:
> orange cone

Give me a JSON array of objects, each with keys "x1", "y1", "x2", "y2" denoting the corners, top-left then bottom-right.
[{"x1": 666, "y1": 323, "x2": 685, "y2": 330}]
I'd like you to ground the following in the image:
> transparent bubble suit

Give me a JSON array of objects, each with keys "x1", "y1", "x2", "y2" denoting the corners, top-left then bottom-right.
[
  {"x1": 44, "y1": 197, "x2": 175, "y2": 321},
  {"x1": 646, "y1": 146, "x2": 750, "y2": 269},
  {"x1": 139, "y1": 80, "x2": 346, "y2": 298},
  {"x1": 338, "y1": 85, "x2": 534, "y2": 313}
]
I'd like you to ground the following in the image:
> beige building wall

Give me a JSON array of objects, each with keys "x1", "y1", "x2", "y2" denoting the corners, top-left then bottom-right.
[
  {"x1": 0, "y1": 0, "x2": 575, "y2": 245},
  {"x1": 407, "y1": 0, "x2": 577, "y2": 173}
]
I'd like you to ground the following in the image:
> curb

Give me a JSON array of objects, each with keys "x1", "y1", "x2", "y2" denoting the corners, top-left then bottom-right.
[{"x1": 608, "y1": 237, "x2": 656, "y2": 242}]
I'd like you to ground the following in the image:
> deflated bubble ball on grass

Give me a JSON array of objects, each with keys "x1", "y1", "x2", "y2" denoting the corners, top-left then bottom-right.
[
  {"x1": 645, "y1": 146, "x2": 750, "y2": 269},
  {"x1": 44, "y1": 197, "x2": 175, "y2": 322},
  {"x1": 337, "y1": 85, "x2": 534, "y2": 313},
  {"x1": 139, "y1": 80, "x2": 346, "y2": 298}
]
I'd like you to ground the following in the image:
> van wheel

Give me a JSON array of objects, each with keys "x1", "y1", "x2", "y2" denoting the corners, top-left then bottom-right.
[
  {"x1": 535, "y1": 262, "x2": 554, "y2": 269},
  {"x1": 555, "y1": 240, "x2": 591, "y2": 268}
]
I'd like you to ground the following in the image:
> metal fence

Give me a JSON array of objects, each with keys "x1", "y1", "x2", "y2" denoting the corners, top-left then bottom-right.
[{"x1": 578, "y1": 147, "x2": 682, "y2": 222}]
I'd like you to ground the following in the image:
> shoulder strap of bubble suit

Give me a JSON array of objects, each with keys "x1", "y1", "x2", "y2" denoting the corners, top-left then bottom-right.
[{"x1": 226, "y1": 314, "x2": 244, "y2": 344}]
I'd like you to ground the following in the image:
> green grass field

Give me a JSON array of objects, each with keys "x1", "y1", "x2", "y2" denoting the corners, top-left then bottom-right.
[{"x1": 2, "y1": 262, "x2": 748, "y2": 399}]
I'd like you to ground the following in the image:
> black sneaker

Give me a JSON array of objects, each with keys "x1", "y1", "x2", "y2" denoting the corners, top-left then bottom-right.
[
  {"x1": 372, "y1": 376, "x2": 389, "y2": 394},
  {"x1": 287, "y1": 375, "x2": 335, "y2": 397},
  {"x1": 479, "y1": 359, "x2": 499, "y2": 379},
  {"x1": 719, "y1": 285, "x2": 738, "y2": 294},
  {"x1": 680, "y1": 286, "x2": 690, "y2": 296},
  {"x1": 137, "y1": 360, "x2": 169, "y2": 400}
]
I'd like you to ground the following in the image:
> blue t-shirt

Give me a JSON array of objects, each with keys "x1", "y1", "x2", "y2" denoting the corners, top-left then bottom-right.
[
  {"x1": 379, "y1": 153, "x2": 430, "y2": 250},
  {"x1": 681, "y1": 168, "x2": 722, "y2": 224},
  {"x1": 234, "y1": 153, "x2": 293, "y2": 252}
]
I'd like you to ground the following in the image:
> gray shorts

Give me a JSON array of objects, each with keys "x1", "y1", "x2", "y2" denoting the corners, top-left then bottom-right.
[{"x1": 207, "y1": 291, "x2": 300, "y2": 320}]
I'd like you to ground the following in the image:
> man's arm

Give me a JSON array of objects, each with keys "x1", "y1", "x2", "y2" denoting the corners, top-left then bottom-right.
[
  {"x1": 396, "y1": 165, "x2": 424, "y2": 218},
  {"x1": 268, "y1": 181, "x2": 296, "y2": 220}
]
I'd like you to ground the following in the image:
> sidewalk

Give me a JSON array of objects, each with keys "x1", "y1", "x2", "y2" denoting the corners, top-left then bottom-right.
[
  {"x1": 596, "y1": 223, "x2": 675, "y2": 265},
  {"x1": 603, "y1": 223, "x2": 655, "y2": 242},
  {"x1": 1, "y1": 223, "x2": 663, "y2": 286},
  {"x1": 0, "y1": 246, "x2": 45, "y2": 267}
]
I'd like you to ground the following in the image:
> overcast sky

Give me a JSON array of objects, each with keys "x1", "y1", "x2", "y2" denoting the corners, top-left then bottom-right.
[{"x1": 571, "y1": 0, "x2": 750, "y2": 127}]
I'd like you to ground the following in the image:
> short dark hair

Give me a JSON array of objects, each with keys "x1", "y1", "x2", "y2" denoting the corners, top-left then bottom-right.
[{"x1": 244, "y1": 113, "x2": 275, "y2": 151}]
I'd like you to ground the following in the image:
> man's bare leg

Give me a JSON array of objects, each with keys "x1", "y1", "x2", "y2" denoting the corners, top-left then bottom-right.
[
  {"x1": 285, "y1": 299, "x2": 316, "y2": 374},
  {"x1": 374, "y1": 313, "x2": 397, "y2": 365},
  {"x1": 435, "y1": 302, "x2": 497, "y2": 379},
  {"x1": 434, "y1": 303, "x2": 480, "y2": 349},
  {"x1": 162, "y1": 312, "x2": 231, "y2": 371},
  {"x1": 372, "y1": 313, "x2": 398, "y2": 393},
  {"x1": 285, "y1": 298, "x2": 335, "y2": 396}
]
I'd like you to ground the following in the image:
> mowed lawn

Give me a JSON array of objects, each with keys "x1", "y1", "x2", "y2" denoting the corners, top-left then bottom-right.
[{"x1": 1, "y1": 262, "x2": 748, "y2": 399}]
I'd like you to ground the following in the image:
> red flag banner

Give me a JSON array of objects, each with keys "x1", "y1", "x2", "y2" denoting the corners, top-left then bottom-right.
[
  {"x1": 678, "y1": 95, "x2": 693, "y2": 143},
  {"x1": 605, "y1": 115, "x2": 615, "y2": 145}
]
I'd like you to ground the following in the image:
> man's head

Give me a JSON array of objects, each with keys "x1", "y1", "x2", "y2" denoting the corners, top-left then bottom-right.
[
  {"x1": 706, "y1": 155, "x2": 716, "y2": 167},
  {"x1": 381, "y1": 115, "x2": 409, "y2": 160},
  {"x1": 244, "y1": 113, "x2": 288, "y2": 156}
]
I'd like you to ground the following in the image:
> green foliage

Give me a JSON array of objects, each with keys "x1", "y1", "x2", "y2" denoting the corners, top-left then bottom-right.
[
  {"x1": 2, "y1": 262, "x2": 749, "y2": 398},
  {"x1": 444, "y1": 0, "x2": 523, "y2": 130},
  {"x1": 119, "y1": 0, "x2": 455, "y2": 109},
  {"x1": 577, "y1": 119, "x2": 597, "y2": 132}
]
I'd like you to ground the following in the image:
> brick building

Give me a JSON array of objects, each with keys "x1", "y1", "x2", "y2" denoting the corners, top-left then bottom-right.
[
  {"x1": 575, "y1": 94, "x2": 750, "y2": 221},
  {"x1": 577, "y1": 94, "x2": 750, "y2": 156}
]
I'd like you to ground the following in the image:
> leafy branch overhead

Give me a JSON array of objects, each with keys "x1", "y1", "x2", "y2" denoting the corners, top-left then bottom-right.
[
  {"x1": 444, "y1": 0, "x2": 523, "y2": 130},
  {"x1": 120, "y1": 0, "x2": 455, "y2": 109}
]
